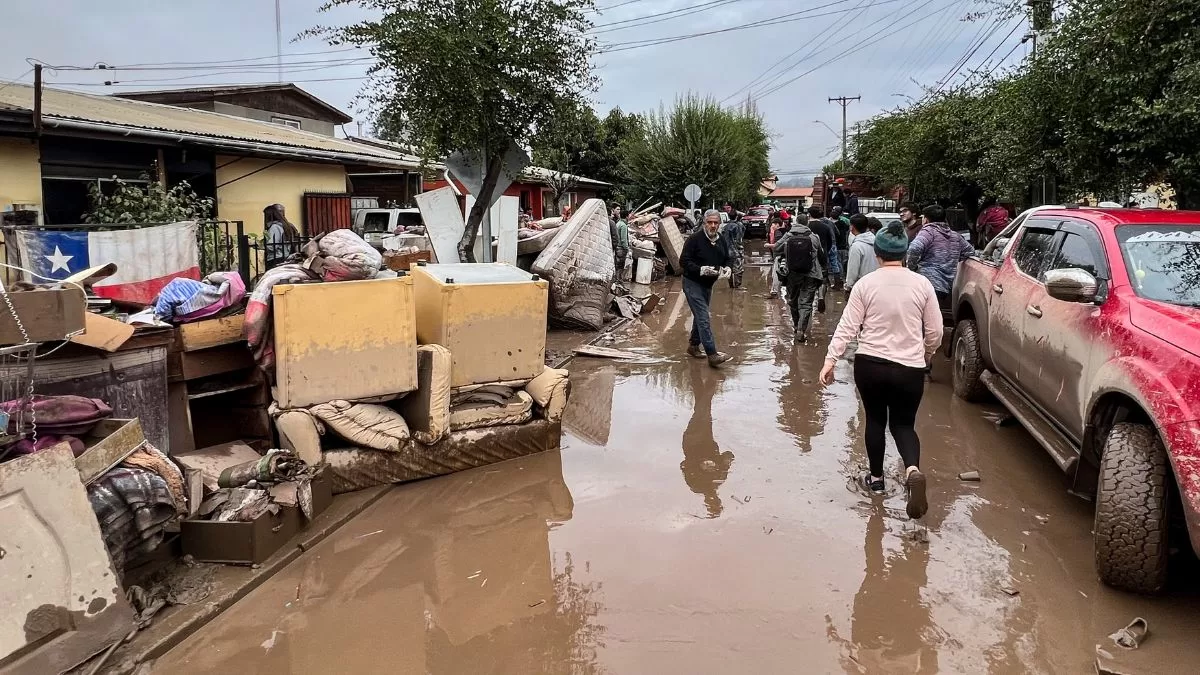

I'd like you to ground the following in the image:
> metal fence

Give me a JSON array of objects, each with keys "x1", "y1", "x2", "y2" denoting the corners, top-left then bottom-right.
[{"x1": 196, "y1": 221, "x2": 310, "y2": 285}]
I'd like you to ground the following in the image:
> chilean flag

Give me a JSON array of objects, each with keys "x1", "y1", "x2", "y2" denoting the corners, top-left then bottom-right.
[{"x1": 13, "y1": 221, "x2": 201, "y2": 305}]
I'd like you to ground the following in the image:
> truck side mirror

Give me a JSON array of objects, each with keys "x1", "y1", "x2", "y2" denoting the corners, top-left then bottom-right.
[{"x1": 1045, "y1": 268, "x2": 1099, "y2": 304}]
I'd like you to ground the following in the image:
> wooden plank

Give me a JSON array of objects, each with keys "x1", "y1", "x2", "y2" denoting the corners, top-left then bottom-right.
[
  {"x1": 573, "y1": 345, "x2": 640, "y2": 359},
  {"x1": 179, "y1": 344, "x2": 255, "y2": 381},
  {"x1": 167, "y1": 381, "x2": 195, "y2": 456},
  {"x1": 74, "y1": 419, "x2": 147, "y2": 484},
  {"x1": 0, "y1": 287, "x2": 86, "y2": 344},
  {"x1": 177, "y1": 315, "x2": 246, "y2": 352}
]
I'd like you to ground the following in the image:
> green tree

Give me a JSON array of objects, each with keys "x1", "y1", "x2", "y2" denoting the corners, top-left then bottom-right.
[
  {"x1": 84, "y1": 175, "x2": 213, "y2": 224},
  {"x1": 532, "y1": 104, "x2": 642, "y2": 204},
  {"x1": 621, "y1": 95, "x2": 769, "y2": 208},
  {"x1": 306, "y1": 0, "x2": 598, "y2": 260}
]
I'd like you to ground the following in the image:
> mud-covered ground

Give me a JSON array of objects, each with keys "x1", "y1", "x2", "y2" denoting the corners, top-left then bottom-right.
[{"x1": 157, "y1": 246, "x2": 1200, "y2": 674}]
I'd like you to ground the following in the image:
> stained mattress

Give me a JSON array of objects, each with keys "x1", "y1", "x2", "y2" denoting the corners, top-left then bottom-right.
[{"x1": 532, "y1": 198, "x2": 615, "y2": 330}]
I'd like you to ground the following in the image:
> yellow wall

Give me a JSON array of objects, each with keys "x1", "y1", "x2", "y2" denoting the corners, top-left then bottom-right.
[
  {"x1": 0, "y1": 137, "x2": 43, "y2": 213},
  {"x1": 215, "y1": 156, "x2": 347, "y2": 234}
]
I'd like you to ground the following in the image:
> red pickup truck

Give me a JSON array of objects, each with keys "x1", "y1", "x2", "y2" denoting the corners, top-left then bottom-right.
[{"x1": 951, "y1": 206, "x2": 1200, "y2": 593}]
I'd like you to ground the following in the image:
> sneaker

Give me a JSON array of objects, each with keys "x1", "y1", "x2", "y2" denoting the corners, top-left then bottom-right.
[
  {"x1": 687, "y1": 344, "x2": 705, "y2": 358},
  {"x1": 861, "y1": 474, "x2": 885, "y2": 495},
  {"x1": 707, "y1": 352, "x2": 731, "y2": 368},
  {"x1": 905, "y1": 469, "x2": 928, "y2": 519}
]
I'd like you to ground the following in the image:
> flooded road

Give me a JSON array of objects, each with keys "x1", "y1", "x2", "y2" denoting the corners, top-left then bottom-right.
[{"x1": 158, "y1": 246, "x2": 1200, "y2": 674}]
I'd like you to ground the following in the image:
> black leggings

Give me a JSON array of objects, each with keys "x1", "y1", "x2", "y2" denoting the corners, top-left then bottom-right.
[{"x1": 854, "y1": 355, "x2": 926, "y2": 477}]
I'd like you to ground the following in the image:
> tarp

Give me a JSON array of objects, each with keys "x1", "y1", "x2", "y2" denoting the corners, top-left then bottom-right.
[{"x1": 12, "y1": 221, "x2": 200, "y2": 304}]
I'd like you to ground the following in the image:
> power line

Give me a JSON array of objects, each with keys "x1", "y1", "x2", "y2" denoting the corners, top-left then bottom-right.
[
  {"x1": 749, "y1": 0, "x2": 954, "y2": 103},
  {"x1": 884, "y1": 0, "x2": 978, "y2": 94},
  {"x1": 30, "y1": 47, "x2": 364, "y2": 71},
  {"x1": 721, "y1": 0, "x2": 867, "y2": 103},
  {"x1": 931, "y1": 17, "x2": 1022, "y2": 93},
  {"x1": 600, "y1": 0, "x2": 900, "y2": 54},
  {"x1": 590, "y1": 0, "x2": 741, "y2": 32}
]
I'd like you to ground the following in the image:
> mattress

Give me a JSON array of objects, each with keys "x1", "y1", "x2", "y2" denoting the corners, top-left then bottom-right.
[
  {"x1": 532, "y1": 198, "x2": 615, "y2": 330},
  {"x1": 517, "y1": 227, "x2": 558, "y2": 256},
  {"x1": 658, "y1": 216, "x2": 685, "y2": 274}
]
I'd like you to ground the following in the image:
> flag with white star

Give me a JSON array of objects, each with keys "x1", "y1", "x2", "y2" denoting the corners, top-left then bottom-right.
[{"x1": 10, "y1": 223, "x2": 201, "y2": 304}]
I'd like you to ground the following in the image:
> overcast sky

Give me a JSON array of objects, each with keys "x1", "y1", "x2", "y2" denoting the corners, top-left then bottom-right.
[{"x1": 1, "y1": 0, "x2": 1028, "y2": 181}]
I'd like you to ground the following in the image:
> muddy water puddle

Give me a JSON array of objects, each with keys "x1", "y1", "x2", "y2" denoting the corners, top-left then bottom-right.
[{"x1": 159, "y1": 250, "x2": 1200, "y2": 674}]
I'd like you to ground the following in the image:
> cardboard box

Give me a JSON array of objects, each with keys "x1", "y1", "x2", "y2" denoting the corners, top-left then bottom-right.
[
  {"x1": 0, "y1": 287, "x2": 86, "y2": 345},
  {"x1": 179, "y1": 469, "x2": 332, "y2": 564},
  {"x1": 75, "y1": 418, "x2": 146, "y2": 485},
  {"x1": 412, "y1": 263, "x2": 548, "y2": 387}
]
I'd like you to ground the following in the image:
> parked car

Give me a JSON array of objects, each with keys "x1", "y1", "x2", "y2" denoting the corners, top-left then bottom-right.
[
  {"x1": 743, "y1": 206, "x2": 773, "y2": 239},
  {"x1": 866, "y1": 211, "x2": 902, "y2": 230},
  {"x1": 951, "y1": 206, "x2": 1200, "y2": 593},
  {"x1": 352, "y1": 208, "x2": 422, "y2": 249}
]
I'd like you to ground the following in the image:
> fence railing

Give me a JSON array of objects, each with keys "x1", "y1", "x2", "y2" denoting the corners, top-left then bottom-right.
[{"x1": 196, "y1": 221, "x2": 310, "y2": 285}]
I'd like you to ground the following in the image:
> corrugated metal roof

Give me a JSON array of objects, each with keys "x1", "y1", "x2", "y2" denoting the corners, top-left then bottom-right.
[
  {"x1": 0, "y1": 84, "x2": 419, "y2": 168},
  {"x1": 770, "y1": 187, "x2": 813, "y2": 198}
]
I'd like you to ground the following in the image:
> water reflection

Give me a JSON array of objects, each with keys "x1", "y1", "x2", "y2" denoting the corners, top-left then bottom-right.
[
  {"x1": 679, "y1": 364, "x2": 734, "y2": 518},
  {"x1": 563, "y1": 369, "x2": 616, "y2": 446},
  {"x1": 155, "y1": 451, "x2": 606, "y2": 674},
  {"x1": 828, "y1": 506, "x2": 938, "y2": 674}
]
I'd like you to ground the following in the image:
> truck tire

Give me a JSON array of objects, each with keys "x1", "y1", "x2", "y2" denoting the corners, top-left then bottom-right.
[
  {"x1": 952, "y1": 319, "x2": 988, "y2": 402},
  {"x1": 1094, "y1": 422, "x2": 1170, "y2": 594}
]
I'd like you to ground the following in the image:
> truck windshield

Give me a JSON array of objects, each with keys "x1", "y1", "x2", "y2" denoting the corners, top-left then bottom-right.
[
  {"x1": 1117, "y1": 225, "x2": 1200, "y2": 307},
  {"x1": 362, "y1": 212, "x2": 391, "y2": 233}
]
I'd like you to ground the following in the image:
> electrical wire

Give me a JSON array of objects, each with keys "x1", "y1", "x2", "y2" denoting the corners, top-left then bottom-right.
[
  {"x1": 882, "y1": 0, "x2": 978, "y2": 94},
  {"x1": 721, "y1": 0, "x2": 867, "y2": 103},
  {"x1": 599, "y1": 0, "x2": 897, "y2": 54},
  {"x1": 0, "y1": 68, "x2": 34, "y2": 96},
  {"x1": 590, "y1": 0, "x2": 740, "y2": 32},
  {"x1": 930, "y1": 17, "x2": 1022, "y2": 94},
  {"x1": 748, "y1": 0, "x2": 954, "y2": 103},
  {"x1": 30, "y1": 47, "x2": 363, "y2": 71}
]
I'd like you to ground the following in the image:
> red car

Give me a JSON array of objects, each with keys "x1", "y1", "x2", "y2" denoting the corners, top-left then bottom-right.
[
  {"x1": 742, "y1": 206, "x2": 773, "y2": 239},
  {"x1": 952, "y1": 206, "x2": 1200, "y2": 593}
]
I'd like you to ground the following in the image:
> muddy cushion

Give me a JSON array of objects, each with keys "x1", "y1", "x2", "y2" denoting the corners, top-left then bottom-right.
[
  {"x1": 396, "y1": 344, "x2": 452, "y2": 445},
  {"x1": 310, "y1": 400, "x2": 410, "y2": 452},
  {"x1": 449, "y1": 388, "x2": 534, "y2": 431},
  {"x1": 524, "y1": 366, "x2": 570, "y2": 422}
]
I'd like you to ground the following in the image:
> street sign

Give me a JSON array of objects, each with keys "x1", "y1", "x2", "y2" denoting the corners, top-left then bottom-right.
[{"x1": 684, "y1": 184, "x2": 701, "y2": 203}]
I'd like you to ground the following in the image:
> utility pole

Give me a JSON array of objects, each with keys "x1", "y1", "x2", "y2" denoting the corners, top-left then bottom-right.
[
  {"x1": 32, "y1": 63, "x2": 42, "y2": 137},
  {"x1": 275, "y1": 0, "x2": 283, "y2": 83},
  {"x1": 828, "y1": 96, "x2": 860, "y2": 169}
]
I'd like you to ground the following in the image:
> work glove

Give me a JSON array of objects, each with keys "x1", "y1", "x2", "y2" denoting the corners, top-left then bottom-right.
[
  {"x1": 718, "y1": 267, "x2": 732, "y2": 280},
  {"x1": 700, "y1": 265, "x2": 719, "y2": 277}
]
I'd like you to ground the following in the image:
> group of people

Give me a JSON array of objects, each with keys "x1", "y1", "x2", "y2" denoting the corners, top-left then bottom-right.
[{"x1": 675, "y1": 198, "x2": 977, "y2": 520}]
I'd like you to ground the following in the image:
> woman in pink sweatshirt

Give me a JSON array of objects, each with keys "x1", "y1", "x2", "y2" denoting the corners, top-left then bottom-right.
[{"x1": 818, "y1": 222, "x2": 943, "y2": 519}]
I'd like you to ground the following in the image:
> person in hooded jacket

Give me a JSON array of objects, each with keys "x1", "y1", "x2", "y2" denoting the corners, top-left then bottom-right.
[
  {"x1": 906, "y1": 203, "x2": 974, "y2": 313},
  {"x1": 774, "y1": 218, "x2": 826, "y2": 343},
  {"x1": 844, "y1": 213, "x2": 879, "y2": 292}
]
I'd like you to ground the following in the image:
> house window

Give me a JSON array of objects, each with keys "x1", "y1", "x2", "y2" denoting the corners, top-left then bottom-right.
[{"x1": 270, "y1": 116, "x2": 302, "y2": 129}]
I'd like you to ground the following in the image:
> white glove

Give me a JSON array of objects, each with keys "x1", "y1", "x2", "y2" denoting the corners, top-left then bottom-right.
[
  {"x1": 718, "y1": 267, "x2": 732, "y2": 280},
  {"x1": 700, "y1": 265, "x2": 719, "y2": 277}
]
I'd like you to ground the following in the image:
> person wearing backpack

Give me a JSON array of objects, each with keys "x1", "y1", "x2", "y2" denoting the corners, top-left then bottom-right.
[{"x1": 773, "y1": 219, "x2": 826, "y2": 343}]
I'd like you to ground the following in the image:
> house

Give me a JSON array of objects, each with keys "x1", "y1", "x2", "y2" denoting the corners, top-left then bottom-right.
[
  {"x1": 768, "y1": 186, "x2": 813, "y2": 212},
  {"x1": 758, "y1": 174, "x2": 779, "y2": 198},
  {"x1": 114, "y1": 84, "x2": 353, "y2": 137},
  {"x1": 0, "y1": 83, "x2": 419, "y2": 232},
  {"x1": 423, "y1": 165, "x2": 609, "y2": 220}
]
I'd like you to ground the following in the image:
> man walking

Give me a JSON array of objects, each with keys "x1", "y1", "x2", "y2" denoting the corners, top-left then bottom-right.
[
  {"x1": 832, "y1": 205, "x2": 851, "y2": 278},
  {"x1": 774, "y1": 218, "x2": 825, "y2": 343},
  {"x1": 610, "y1": 204, "x2": 630, "y2": 281},
  {"x1": 680, "y1": 210, "x2": 733, "y2": 367},
  {"x1": 907, "y1": 204, "x2": 974, "y2": 313}
]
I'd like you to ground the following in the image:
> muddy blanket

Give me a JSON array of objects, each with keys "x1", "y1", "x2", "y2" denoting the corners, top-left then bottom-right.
[
  {"x1": 244, "y1": 264, "x2": 319, "y2": 372},
  {"x1": 88, "y1": 467, "x2": 177, "y2": 571},
  {"x1": 154, "y1": 271, "x2": 246, "y2": 323}
]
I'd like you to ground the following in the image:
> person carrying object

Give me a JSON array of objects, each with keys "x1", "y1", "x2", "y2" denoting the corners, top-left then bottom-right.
[
  {"x1": 680, "y1": 210, "x2": 733, "y2": 367},
  {"x1": 774, "y1": 218, "x2": 825, "y2": 344},
  {"x1": 819, "y1": 222, "x2": 943, "y2": 519}
]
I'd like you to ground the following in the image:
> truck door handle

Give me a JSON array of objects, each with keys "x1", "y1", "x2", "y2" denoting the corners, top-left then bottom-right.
[
  {"x1": 992, "y1": 284, "x2": 1004, "y2": 294},
  {"x1": 1026, "y1": 305, "x2": 1043, "y2": 318}
]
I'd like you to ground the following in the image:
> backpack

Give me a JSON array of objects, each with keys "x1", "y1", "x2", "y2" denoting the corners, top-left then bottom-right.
[{"x1": 785, "y1": 233, "x2": 815, "y2": 276}]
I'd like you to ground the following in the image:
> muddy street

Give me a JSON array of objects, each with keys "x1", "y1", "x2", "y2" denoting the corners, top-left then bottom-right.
[{"x1": 156, "y1": 245, "x2": 1200, "y2": 674}]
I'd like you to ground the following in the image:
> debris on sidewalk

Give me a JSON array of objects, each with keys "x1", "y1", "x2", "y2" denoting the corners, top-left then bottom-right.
[
  {"x1": 958, "y1": 470, "x2": 981, "y2": 481},
  {"x1": 1110, "y1": 617, "x2": 1149, "y2": 650},
  {"x1": 574, "y1": 345, "x2": 640, "y2": 360}
]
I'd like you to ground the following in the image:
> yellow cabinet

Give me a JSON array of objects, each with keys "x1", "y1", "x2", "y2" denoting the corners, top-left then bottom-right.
[
  {"x1": 412, "y1": 264, "x2": 548, "y2": 387},
  {"x1": 273, "y1": 276, "x2": 417, "y2": 408}
]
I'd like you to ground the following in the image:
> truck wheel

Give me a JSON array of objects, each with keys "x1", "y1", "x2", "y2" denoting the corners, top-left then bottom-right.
[
  {"x1": 952, "y1": 319, "x2": 988, "y2": 402},
  {"x1": 1094, "y1": 422, "x2": 1170, "y2": 594}
]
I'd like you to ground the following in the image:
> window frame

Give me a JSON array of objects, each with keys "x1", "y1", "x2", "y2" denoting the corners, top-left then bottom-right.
[{"x1": 1011, "y1": 219, "x2": 1061, "y2": 282}]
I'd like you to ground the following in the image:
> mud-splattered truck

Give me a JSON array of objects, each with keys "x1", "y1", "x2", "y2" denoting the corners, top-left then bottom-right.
[{"x1": 950, "y1": 205, "x2": 1200, "y2": 593}]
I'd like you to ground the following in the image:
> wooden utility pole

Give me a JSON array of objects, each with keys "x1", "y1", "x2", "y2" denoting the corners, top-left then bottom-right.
[
  {"x1": 828, "y1": 96, "x2": 860, "y2": 169},
  {"x1": 32, "y1": 63, "x2": 42, "y2": 137}
]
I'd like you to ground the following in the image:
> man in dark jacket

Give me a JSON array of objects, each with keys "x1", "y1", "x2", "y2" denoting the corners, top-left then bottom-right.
[
  {"x1": 680, "y1": 209, "x2": 733, "y2": 367},
  {"x1": 774, "y1": 219, "x2": 826, "y2": 343}
]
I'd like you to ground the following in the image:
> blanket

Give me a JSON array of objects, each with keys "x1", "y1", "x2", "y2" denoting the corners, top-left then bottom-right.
[
  {"x1": 153, "y1": 271, "x2": 247, "y2": 323},
  {"x1": 87, "y1": 467, "x2": 177, "y2": 571},
  {"x1": 244, "y1": 264, "x2": 319, "y2": 372}
]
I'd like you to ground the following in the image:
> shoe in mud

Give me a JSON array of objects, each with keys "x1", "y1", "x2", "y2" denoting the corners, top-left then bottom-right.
[
  {"x1": 768, "y1": 292, "x2": 778, "y2": 299},
  {"x1": 905, "y1": 469, "x2": 928, "y2": 519},
  {"x1": 861, "y1": 475, "x2": 885, "y2": 495},
  {"x1": 707, "y1": 352, "x2": 731, "y2": 368},
  {"x1": 687, "y1": 344, "x2": 705, "y2": 358},
  {"x1": 794, "y1": 332, "x2": 807, "y2": 344}
]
